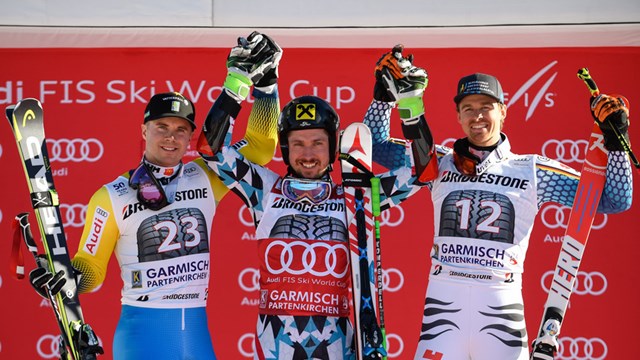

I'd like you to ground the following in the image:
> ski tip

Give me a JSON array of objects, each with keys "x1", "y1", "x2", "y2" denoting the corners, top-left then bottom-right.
[{"x1": 5, "y1": 104, "x2": 15, "y2": 121}]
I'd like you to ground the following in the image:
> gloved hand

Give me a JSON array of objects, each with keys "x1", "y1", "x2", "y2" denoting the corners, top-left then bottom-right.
[
  {"x1": 29, "y1": 266, "x2": 66, "y2": 299},
  {"x1": 29, "y1": 255, "x2": 82, "y2": 299},
  {"x1": 224, "y1": 31, "x2": 283, "y2": 101},
  {"x1": 591, "y1": 93, "x2": 631, "y2": 151},
  {"x1": 72, "y1": 321, "x2": 104, "y2": 358},
  {"x1": 374, "y1": 44, "x2": 428, "y2": 121},
  {"x1": 253, "y1": 34, "x2": 282, "y2": 94}
]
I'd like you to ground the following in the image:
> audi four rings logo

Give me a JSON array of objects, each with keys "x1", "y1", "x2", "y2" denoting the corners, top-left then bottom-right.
[
  {"x1": 379, "y1": 204, "x2": 405, "y2": 227},
  {"x1": 542, "y1": 139, "x2": 588, "y2": 164},
  {"x1": 37, "y1": 334, "x2": 61, "y2": 359},
  {"x1": 265, "y1": 240, "x2": 350, "y2": 278},
  {"x1": 384, "y1": 333, "x2": 404, "y2": 358},
  {"x1": 237, "y1": 333, "x2": 255, "y2": 358},
  {"x1": 238, "y1": 268, "x2": 260, "y2": 292},
  {"x1": 557, "y1": 337, "x2": 607, "y2": 360},
  {"x1": 382, "y1": 268, "x2": 405, "y2": 292},
  {"x1": 238, "y1": 267, "x2": 405, "y2": 293},
  {"x1": 541, "y1": 270, "x2": 608, "y2": 296},
  {"x1": 238, "y1": 205, "x2": 254, "y2": 227},
  {"x1": 236, "y1": 332, "x2": 405, "y2": 358},
  {"x1": 540, "y1": 204, "x2": 607, "y2": 230},
  {"x1": 49, "y1": 138, "x2": 104, "y2": 162},
  {"x1": 60, "y1": 203, "x2": 88, "y2": 228},
  {"x1": 441, "y1": 138, "x2": 456, "y2": 149}
]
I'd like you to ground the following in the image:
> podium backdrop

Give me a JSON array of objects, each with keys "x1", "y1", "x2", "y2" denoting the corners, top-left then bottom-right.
[{"x1": 0, "y1": 46, "x2": 638, "y2": 359}]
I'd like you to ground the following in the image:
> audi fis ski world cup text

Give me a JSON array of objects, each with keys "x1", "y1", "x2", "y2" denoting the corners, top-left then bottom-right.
[
  {"x1": 1, "y1": 61, "x2": 557, "y2": 112},
  {"x1": 238, "y1": 267, "x2": 405, "y2": 295},
  {"x1": 0, "y1": 79, "x2": 357, "y2": 109}
]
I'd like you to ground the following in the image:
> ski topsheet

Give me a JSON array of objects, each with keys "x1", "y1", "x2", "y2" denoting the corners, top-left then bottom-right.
[
  {"x1": 530, "y1": 71, "x2": 610, "y2": 359},
  {"x1": 340, "y1": 122, "x2": 387, "y2": 359},
  {"x1": 6, "y1": 98, "x2": 92, "y2": 360}
]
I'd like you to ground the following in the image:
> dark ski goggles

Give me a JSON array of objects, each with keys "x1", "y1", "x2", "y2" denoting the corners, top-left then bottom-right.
[
  {"x1": 129, "y1": 163, "x2": 168, "y2": 211},
  {"x1": 453, "y1": 151, "x2": 478, "y2": 176},
  {"x1": 281, "y1": 178, "x2": 332, "y2": 204}
]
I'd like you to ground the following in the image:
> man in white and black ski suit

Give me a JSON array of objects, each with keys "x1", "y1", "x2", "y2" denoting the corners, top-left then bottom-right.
[
  {"x1": 200, "y1": 91, "x2": 434, "y2": 359},
  {"x1": 365, "y1": 47, "x2": 634, "y2": 360},
  {"x1": 29, "y1": 32, "x2": 282, "y2": 359}
]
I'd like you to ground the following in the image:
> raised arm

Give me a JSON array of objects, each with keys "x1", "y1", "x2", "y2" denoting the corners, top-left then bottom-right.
[
  {"x1": 364, "y1": 45, "x2": 438, "y2": 183},
  {"x1": 198, "y1": 31, "x2": 281, "y2": 164}
]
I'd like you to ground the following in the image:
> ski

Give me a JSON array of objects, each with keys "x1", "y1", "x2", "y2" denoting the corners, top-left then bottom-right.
[
  {"x1": 339, "y1": 122, "x2": 387, "y2": 359},
  {"x1": 530, "y1": 69, "x2": 610, "y2": 360},
  {"x1": 6, "y1": 99, "x2": 101, "y2": 360}
]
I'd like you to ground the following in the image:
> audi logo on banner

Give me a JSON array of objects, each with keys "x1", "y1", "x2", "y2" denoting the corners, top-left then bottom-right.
[
  {"x1": 380, "y1": 204, "x2": 405, "y2": 227},
  {"x1": 441, "y1": 138, "x2": 456, "y2": 149},
  {"x1": 238, "y1": 268, "x2": 260, "y2": 292},
  {"x1": 382, "y1": 268, "x2": 405, "y2": 292},
  {"x1": 541, "y1": 270, "x2": 608, "y2": 296},
  {"x1": 60, "y1": 203, "x2": 88, "y2": 228},
  {"x1": 238, "y1": 333, "x2": 255, "y2": 358},
  {"x1": 238, "y1": 267, "x2": 404, "y2": 293},
  {"x1": 557, "y1": 336, "x2": 607, "y2": 360},
  {"x1": 540, "y1": 204, "x2": 607, "y2": 230},
  {"x1": 37, "y1": 334, "x2": 61, "y2": 359},
  {"x1": 385, "y1": 333, "x2": 405, "y2": 358},
  {"x1": 238, "y1": 205, "x2": 254, "y2": 228},
  {"x1": 542, "y1": 139, "x2": 588, "y2": 164},
  {"x1": 236, "y1": 332, "x2": 405, "y2": 358},
  {"x1": 49, "y1": 138, "x2": 104, "y2": 163}
]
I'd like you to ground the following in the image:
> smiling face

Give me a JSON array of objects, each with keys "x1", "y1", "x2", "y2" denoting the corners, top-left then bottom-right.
[
  {"x1": 286, "y1": 128, "x2": 331, "y2": 179},
  {"x1": 141, "y1": 117, "x2": 194, "y2": 167},
  {"x1": 456, "y1": 94, "x2": 506, "y2": 147}
]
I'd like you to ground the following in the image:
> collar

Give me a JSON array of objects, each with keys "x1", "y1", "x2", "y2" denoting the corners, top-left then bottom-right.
[{"x1": 454, "y1": 133, "x2": 512, "y2": 175}]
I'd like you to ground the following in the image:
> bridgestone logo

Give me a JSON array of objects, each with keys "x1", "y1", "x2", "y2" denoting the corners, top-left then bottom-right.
[
  {"x1": 449, "y1": 271, "x2": 492, "y2": 280},
  {"x1": 162, "y1": 293, "x2": 200, "y2": 300},
  {"x1": 272, "y1": 197, "x2": 345, "y2": 212}
]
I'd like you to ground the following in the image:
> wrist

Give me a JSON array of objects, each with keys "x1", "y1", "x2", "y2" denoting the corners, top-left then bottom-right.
[
  {"x1": 398, "y1": 96, "x2": 424, "y2": 121},
  {"x1": 254, "y1": 83, "x2": 277, "y2": 95},
  {"x1": 224, "y1": 71, "x2": 252, "y2": 101}
]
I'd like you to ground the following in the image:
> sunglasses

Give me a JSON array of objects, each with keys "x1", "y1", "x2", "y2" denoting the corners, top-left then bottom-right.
[
  {"x1": 281, "y1": 178, "x2": 332, "y2": 204},
  {"x1": 129, "y1": 163, "x2": 169, "y2": 211}
]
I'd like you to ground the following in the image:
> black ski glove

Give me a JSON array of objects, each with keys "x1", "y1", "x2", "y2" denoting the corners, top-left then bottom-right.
[
  {"x1": 29, "y1": 255, "x2": 82, "y2": 299},
  {"x1": 29, "y1": 256, "x2": 66, "y2": 299},
  {"x1": 72, "y1": 322, "x2": 104, "y2": 359},
  {"x1": 590, "y1": 93, "x2": 631, "y2": 151},
  {"x1": 374, "y1": 44, "x2": 413, "y2": 102}
]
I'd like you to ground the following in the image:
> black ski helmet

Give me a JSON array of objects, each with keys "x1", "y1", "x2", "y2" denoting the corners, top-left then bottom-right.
[{"x1": 278, "y1": 96, "x2": 340, "y2": 165}]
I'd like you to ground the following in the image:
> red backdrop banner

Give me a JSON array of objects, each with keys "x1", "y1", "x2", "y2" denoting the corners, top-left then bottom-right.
[{"x1": 0, "y1": 46, "x2": 638, "y2": 359}]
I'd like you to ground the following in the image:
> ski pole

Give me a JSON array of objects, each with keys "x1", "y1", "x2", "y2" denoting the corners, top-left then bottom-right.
[
  {"x1": 577, "y1": 68, "x2": 639, "y2": 169},
  {"x1": 370, "y1": 176, "x2": 388, "y2": 359}
]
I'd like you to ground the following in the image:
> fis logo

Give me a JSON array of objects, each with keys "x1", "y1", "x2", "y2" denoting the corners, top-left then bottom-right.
[{"x1": 507, "y1": 61, "x2": 558, "y2": 121}]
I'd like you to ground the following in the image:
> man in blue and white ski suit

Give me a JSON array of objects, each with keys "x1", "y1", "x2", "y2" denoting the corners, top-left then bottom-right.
[
  {"x1": 366, "y1": 48, "x2": 633, "y2": 360},
  {"x1": 29, "y1": 32, "x2": 282, "y2": 360}
]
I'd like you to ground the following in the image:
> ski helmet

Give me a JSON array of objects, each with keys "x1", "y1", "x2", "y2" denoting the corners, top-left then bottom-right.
[{"x1": 278, "y1": 96, "x2": 340, "y2": 165}]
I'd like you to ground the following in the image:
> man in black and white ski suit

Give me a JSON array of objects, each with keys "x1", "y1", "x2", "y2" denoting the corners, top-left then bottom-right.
[
  {"x1": 365, "y1": 48, "x2": 634, "y2": 360},
  {"x1": 201, "y1": 93, "x2": 427, "y2": 359}
]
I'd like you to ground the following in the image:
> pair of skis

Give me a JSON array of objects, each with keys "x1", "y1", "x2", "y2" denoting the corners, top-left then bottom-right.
[
  {"x1": 6, "y1": 99, "x2": 101, "y2": 360},
  {"x1": 530, "y1": 69, "x2": 636, "y2": 359},
  {"x1": 340, "y1": 123, "x2": 387, "y2": 359}
]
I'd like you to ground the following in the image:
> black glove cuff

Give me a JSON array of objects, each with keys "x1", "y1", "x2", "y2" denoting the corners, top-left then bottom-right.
[{"x1": 602, "y1": 128, "x2": 631, "y2": 152}]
